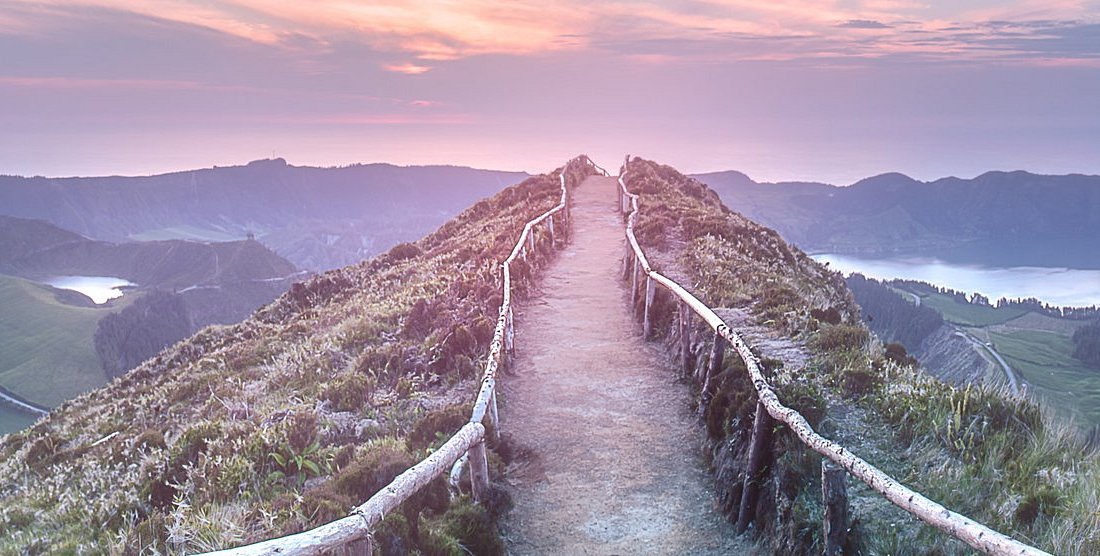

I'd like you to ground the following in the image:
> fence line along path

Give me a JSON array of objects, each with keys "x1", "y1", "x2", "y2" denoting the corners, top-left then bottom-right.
[{"x1": 498, "y1": 174, "x2": 746, "y2": 554}]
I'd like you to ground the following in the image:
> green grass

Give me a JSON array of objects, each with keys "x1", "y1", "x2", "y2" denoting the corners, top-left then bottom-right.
[
  {"x1": 987, "y1": 329, "x2": 1100, "y2": 426},
  {"x1": 0, "y1": 274, "x2": 131, "y2": 407},
  {"x1": 0, "y1": 405, "x2": 37, "y2": 436},
  {"x1": 906, "y1": 289, "x2": 1028, "y2": 326}
]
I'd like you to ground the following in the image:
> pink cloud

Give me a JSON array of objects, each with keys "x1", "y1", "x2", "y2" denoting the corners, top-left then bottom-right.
[{"x1": 383, "y1": 63, "x2": 432, "y2": 75}]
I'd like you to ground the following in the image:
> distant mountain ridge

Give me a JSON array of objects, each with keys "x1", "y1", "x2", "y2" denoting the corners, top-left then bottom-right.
[
  {"x1": 0, "y1": 158, "x2": 529, "y2": 270},
  {"x1": 694, "y1": 169, "x2": 1100, "y2": 269}
]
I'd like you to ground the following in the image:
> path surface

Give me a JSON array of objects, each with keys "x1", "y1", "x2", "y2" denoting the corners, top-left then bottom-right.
[{"x1": 499, "y1": 175, "x2": 746, "y2": 555}]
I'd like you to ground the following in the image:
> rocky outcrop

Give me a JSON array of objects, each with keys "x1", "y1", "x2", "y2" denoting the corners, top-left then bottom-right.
[{"x1": 916, "y1": 324, "x2": 994, "y2": 386}]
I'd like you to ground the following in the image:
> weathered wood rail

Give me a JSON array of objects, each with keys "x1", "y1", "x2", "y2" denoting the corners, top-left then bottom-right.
[
  {"x1": 616, "y1": 155, "x2": 1050, "y2": 556},
  {"x1": 201, "y1": 155, "x2": 605, "y2": 555}
]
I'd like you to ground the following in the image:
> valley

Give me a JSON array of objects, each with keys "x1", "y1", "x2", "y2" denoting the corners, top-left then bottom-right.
[
  {"x1": 854, "y1": 277, "x2": 1100, "y2": 427},
  {"x1": 0, "y1": 216, "x2": 306, "y2": 432}
]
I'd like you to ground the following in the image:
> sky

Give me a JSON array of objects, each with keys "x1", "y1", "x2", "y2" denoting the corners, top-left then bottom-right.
[{"x1": 1, "y1": 0, "x2": 1099, "y2": 184}]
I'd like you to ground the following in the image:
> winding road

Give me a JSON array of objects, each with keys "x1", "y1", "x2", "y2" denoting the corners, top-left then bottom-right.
[{"x1": 954, "y1": 328, "x2": 1022, "y2": 396}]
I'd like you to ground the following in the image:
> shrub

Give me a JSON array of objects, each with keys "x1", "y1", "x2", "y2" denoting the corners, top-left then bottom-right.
[
  {"x1": 408, "y1": 405, "x2": 470, "y2": 451},
  {"x1": 133, "y1": 429, "x2": 167, "y2": 451},
  {"x1": 810, "y1": 307, "x2": 842, "y2": 325},
  {"x1": 322, "y1": 374, "x2": 376, "y2": 412},
  {"x1": 883, "y1": 343, "x2": 918, "y2": 367},
  {"x1": 386, "y1": 242, "x2": 422, "y2": 263},
  {"x1": 809, "y1": 324, "x2": 869, "y2": 353}
]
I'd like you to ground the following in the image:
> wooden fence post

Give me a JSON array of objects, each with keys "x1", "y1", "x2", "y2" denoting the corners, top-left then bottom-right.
[
  {"x1": 487, "y1": 389, "x2": 501, "y2": 446},
  {"x1": 630, "y1": 258, "x2": 641, "y2": 308},
  {"x1": 642, "y1": 276, "x2": 656, "y2": 339},
  {"x1": 505, "y1": 307, "x2": 515, "y2": 356},
  {"x1": 822, "y1": 461, "x2": 849, "y2": 556},
  {"x1": 340, "y1": 537, "x2": 373, "y2": 556},
  {"x1": 528, "y1": 228, "x2": 536, "y2": 253},
  {"x1": 679, "y1": 302, "x2": 692, "y2": 378},
  {"x1": 737, "y1": 400, "x2": 775, "y2": 534},
  {"x1": 469, "y1": 440, "x2": 490, "y2": 503},
  {"x1": 548, "y1": 215, "x2": 555, "y2": 246},
  {"x1": 701, "y1": 332, "x2": 725, "y2": 408},
  {"x1": 622, "y1": 245, "x2": 634, "y2": 280}
]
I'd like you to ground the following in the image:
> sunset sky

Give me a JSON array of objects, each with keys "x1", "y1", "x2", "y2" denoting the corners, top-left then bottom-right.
[{"x1": 2, "y1": 0, "x2": 1099, "y2": 183}]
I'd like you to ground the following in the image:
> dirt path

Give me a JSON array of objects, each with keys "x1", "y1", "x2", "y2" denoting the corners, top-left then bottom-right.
[{"x1": 498, "y1": 175, "x2": 746, "y2": 555}]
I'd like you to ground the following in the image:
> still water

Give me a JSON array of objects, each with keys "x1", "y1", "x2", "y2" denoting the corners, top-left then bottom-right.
[
  {"x1": 812, "y1": 254, "x2": 1100, "y2": 307},
  {"x1": 45, "y1": 276, "x2": 135, "y2": 304}
]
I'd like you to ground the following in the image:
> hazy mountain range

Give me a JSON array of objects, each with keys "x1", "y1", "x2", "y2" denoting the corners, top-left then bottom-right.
[
  {"x1": 0, "y1": 158, "x2": 529, "y2": 271},
  {"x1": 694, "y1": 170, "x2": 1100, "y2": 269}
]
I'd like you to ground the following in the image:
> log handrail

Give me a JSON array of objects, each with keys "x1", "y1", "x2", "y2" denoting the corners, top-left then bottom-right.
[
  {"x1": 202, "y1": 155, "x2": 600, "y2": 555},
  {"x1": 617, "y1": 155, "x2": 1050, "y2": 556}
]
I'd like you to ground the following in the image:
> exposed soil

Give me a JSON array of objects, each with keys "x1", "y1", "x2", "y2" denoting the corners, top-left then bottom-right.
[{"x1": 498, "y1": 176, "x2": 747, "y2": 555}]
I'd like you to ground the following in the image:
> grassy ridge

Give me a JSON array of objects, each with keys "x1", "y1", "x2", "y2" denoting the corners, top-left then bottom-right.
[
  {"x1": 0, "y1": 162, "x2": 591, "y2": 553},
  {"x1": 0, "y1": 274, "x2": 130, "y2": 407},
  {"x1": 628, "y1": 157, "x2": 1100, "y2": 555}
]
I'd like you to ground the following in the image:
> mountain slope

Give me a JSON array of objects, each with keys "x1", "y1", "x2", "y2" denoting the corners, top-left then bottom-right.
[
  {"x1": 0, "y1": 163, "x2": 588, "y2": 553},
  {"x1": 634, "y1": 158, "x2": 1098, "y2": 554},
  {"x1": 0, "y1": 275, "x2": 123, "y2": 408},
  {"x1": 694, "y1": 170, "x2": 1100, "y2": 268},
  {"x1": 0, "y1": 160, "x2": 529, "y2": 270},
  {"x1": 0, "y1": 216, "x2": 304, "y2": 415}
]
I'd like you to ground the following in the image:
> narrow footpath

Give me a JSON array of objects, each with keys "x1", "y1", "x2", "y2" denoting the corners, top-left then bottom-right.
[{"x1": 499, "y1": 175, "x2": 746, "y2": 554}]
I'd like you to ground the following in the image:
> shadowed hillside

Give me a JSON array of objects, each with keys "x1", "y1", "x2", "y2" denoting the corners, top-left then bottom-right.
[
  {"x1": 0, "y1": 160, "x2": 529, "y2": 270},
  {"x1": 696, "y1": 170, "x2": 1100, "y2": 269}
]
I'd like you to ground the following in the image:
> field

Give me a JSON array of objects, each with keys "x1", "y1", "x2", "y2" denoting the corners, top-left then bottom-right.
[
  {"x1": 0, "y1": 405, "x2": 37, "y2": 436},
  {"x1": 911, "y1": 290, "x2": 1029, "y2": 326},
  {"x1": 0, "y1": 274, "x2": 132, "y2": 408},
  {"x1": 893, "y1": 284, "x2": 1100, "y2": 426},
  {"x1": 984, "y1": 328, "x2": 1100, "y2": 426}
]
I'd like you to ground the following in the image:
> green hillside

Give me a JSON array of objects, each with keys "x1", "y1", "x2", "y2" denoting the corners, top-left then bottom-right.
[
  {"x1": 893, "y1": 285, "x2": 1100, "y2": 426},
  {"x1": 0, "y1": 162, "x2": 591, "y2": 553},
  {"x1": 0, "y1": 405, "x2": 37, "y2": 436},
  {"x1": 0, "y1": 274, "x2": 132, "y2": 407}
]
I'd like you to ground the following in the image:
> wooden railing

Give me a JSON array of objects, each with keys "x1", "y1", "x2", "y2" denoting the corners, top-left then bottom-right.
[
  {"x1": 616, "y1": 155, "x2": 1050, "y2": 556},
  {"x1": 203, "y1": 155, "x2": 604, "y2": 555}
]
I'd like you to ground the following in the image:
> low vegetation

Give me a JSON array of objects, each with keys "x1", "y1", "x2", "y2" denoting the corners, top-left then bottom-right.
[
  {"x1": 626, "y1": 157, "x2": 1100, "y2": 555},
  {"x1": 0, "y1": 161, "x2": 593, "y2": 553}
]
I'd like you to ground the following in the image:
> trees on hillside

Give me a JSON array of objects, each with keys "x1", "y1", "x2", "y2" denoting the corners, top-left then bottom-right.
[
  {"x1": 1072, "y1": 320, "x2": 1100, "y2": 370},
  {"x1": 846, "y1": 274, "x2": 944, "y2": 354}
]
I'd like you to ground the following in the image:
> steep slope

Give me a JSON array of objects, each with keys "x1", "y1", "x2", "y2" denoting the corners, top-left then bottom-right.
[
  {"x1": 0, "y1": 215, "x2": 87, "y2": 267},
  {"x1": 0, "y1": 164, "x2": 582, "y2": 553},
  {"x1": 0, "y1": 275, "x2": 124, "y2": 409},
  {"x1": 633, "y1": 158, "x2": 1099, "y2": 554},
  {"x1": 0, "y1": 217, "x2": 305, "y2": 414},
  {"x1": 695, "y1": 169, "x2": 1100, "y2": 268},
  {"x1": 0, "y1": 160, "x2": 529, "y2": 270}
]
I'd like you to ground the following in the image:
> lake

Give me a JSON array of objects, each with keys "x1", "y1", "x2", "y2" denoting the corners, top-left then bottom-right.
[
  {"x1": 812, "y1": 253, "x2": 1100, "y2": 307},
  {"x1": 45, "y1": 276, "x2": 135, "y2": 304}
]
